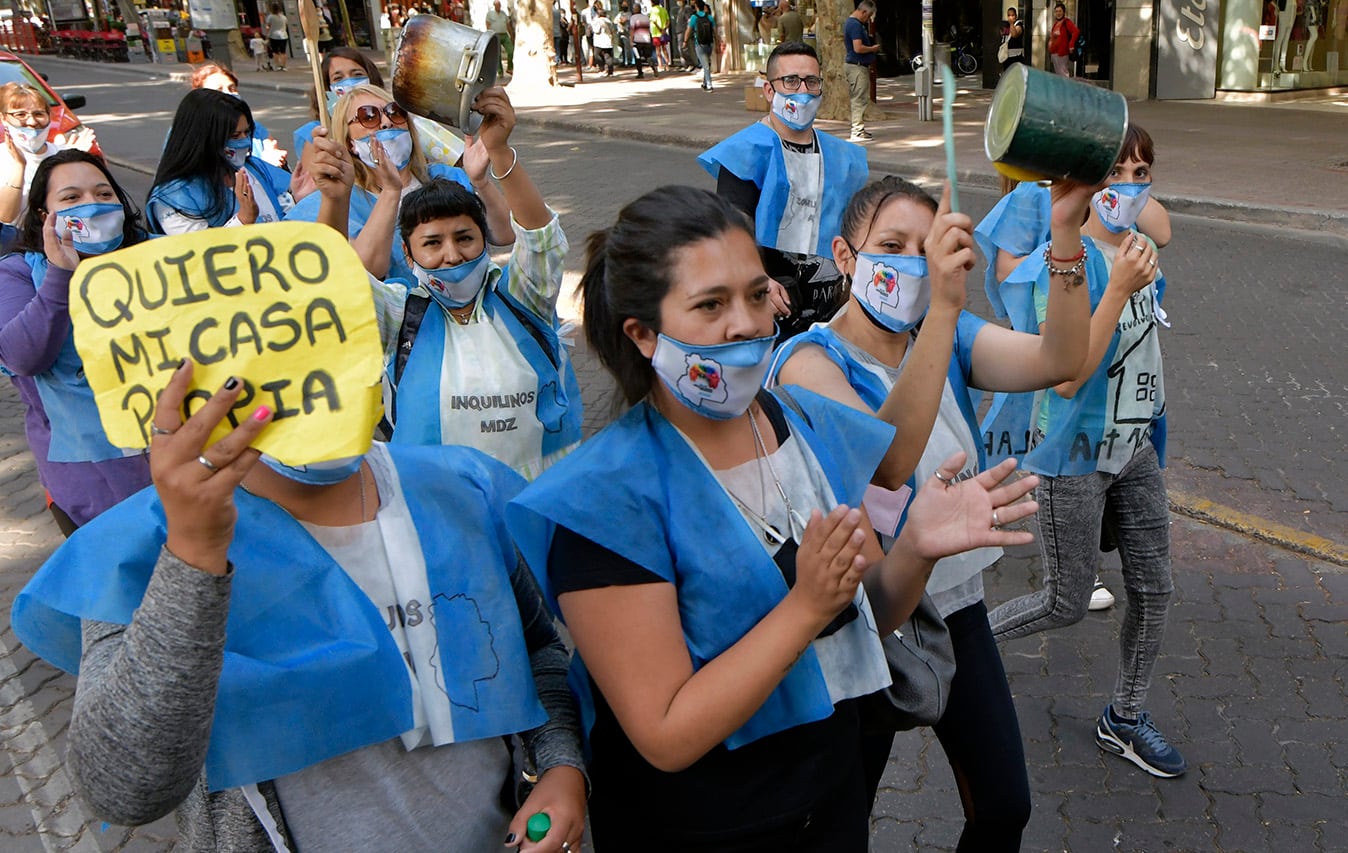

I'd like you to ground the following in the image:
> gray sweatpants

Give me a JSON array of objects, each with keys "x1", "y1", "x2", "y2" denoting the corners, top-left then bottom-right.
[{"x1": 987, "y1": 444, "x2": 1173, "y2": 718}]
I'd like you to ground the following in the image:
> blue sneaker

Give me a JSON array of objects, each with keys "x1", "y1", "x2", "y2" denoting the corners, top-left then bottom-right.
[{"x1": 1096, "y1": 705, "x2": 1187, "y2": 778}]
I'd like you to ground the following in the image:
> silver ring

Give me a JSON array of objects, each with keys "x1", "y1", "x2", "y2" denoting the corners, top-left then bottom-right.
[
  {"x1": 197, "y1": 454, "x2": 219, "y2": 473},
  {"x1": 1133, "y1": 242, "x2": 1145, "y2": 253},
  {"x1": 561, "y1": 844, "x2": 571, "y2": 852},
  {"x1": 991, "y1": 509, "x2": 1001, "y2": 530},
  {"x1": 149, "y1": 424, "x2": 175, "y2": 436},
  {"x1": 934, "y1": 470, "x2": 954, "y2": 489},
  {"x1": 371, "y1": 158, "x2": 380, "y2": 165},
  {"x1": 1149, "y1": 259, "x2": 1157, "y2": 267}
]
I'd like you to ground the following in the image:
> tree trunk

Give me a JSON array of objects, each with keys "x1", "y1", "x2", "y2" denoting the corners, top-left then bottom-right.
[
  {"x1": 815, "y1": 0, "x2": 849, "y2": 121},
  {"x1": 508, "y1": 0, "x2": 558, "y2": 90}
]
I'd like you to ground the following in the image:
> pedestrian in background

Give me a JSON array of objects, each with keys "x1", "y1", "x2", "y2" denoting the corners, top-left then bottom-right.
[
  {"x1": 265, "y1": 2, "x2": 289, "y2": 72},
  {"x1": 777, "y1": 0, "x2": 804, "y2": 44},
  {"x1": 629, "y1": 4, "x2": 657, "y2": 77},
  {"x1": 616, "y1": 0, "x2": 632, "y2": 65},
  {"x1": 0, "y1": 150, "x2": 151, "y2": 536},
  {"x1": 685, "y1": 0, "x2": 716, "y2": 90},
  {"x1": 486, "y1": 0, "x2": 515, "y2": 76},
  {"x1": 843, "y1": 0, "x2": 879, "y2": 141},
  {"x1": 673, "y1": 0, "x2": 693, "y2": 68},
  {"x1": 649, "y1": 0, "x2": 670, "y2": 70},
  {"x1": 1000, "y1": 7, "x2": 1025, "y2": 70},
  {"x1": 553, "y1": 0, "x2": 570, "y2": 63},
  {"x1": 1049, "y1": 2, "x2": 1079, "y2": 76},
  {"x1": 250, "y1": 32, "x2": 268, "y2": 71},
  {"x1": 591, "y1": 5, "x2": 616, "y2": 75}
]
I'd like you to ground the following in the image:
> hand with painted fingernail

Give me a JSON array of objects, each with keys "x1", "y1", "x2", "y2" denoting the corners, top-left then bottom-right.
[{"x1": 150, "y1": 360, "x2": 273, "y2": 575}]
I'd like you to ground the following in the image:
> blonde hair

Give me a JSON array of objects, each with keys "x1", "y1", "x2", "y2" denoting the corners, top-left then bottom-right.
[{"x1": 330, "y1": 84, "x2": 429, "y2": 192}]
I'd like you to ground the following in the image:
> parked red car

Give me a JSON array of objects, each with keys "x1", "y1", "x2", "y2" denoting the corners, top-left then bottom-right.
[{"x1": 0, "y1": 50, "x2": 100, "y2": 156}]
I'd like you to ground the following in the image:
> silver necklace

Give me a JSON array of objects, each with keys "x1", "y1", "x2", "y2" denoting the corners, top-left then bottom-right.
[{"x1": 723, "y1": 408, "x2": 804, "y2": 546}]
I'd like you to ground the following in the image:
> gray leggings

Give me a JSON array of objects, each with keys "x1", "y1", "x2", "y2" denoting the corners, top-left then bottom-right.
[{"x1": 987, "y1": 444, "x2": 1173, "y2": 718}]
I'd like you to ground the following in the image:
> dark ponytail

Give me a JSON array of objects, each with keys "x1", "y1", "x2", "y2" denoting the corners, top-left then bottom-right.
[
  {"x1": 839, "y1": 176, "x2": 938, "y2": 247},
  {"x1": 579, "y1": 185, "x2": 754, "y2": 406}
]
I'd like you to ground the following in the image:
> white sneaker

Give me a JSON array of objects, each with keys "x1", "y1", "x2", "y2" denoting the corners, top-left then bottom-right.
[{"x1": 1089, "y1": 576, "x2": 1115, "y2": 611}]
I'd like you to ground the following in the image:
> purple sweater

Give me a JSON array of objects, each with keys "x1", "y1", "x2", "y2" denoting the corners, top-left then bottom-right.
[{"x1": 0, "y1": 253, "x2": 149, "y2": 527}]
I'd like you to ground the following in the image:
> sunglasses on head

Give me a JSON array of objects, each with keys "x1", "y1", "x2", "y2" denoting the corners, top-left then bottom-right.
[{"x1": 347, "y1": 102, "x2": 409, "y2": 130}]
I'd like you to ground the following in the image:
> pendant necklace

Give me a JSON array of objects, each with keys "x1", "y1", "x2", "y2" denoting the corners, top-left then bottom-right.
[{"x1": 723, "y1": 407, "x2": 805, "y2": 546}]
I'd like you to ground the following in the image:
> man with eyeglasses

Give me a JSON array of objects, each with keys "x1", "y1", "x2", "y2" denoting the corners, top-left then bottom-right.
[{"x1": 696, "y1": 41, "x2": 868, "y2": 340}]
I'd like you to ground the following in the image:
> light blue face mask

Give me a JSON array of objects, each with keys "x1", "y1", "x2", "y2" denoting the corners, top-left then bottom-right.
[
  {"x1": 1093, "y1": 182, "x2": 1151, "y2": 233},
  {"x1": 413, "y1": 249, "x2": 490, "y2": 310},
  {"x1": 650, "y1": 328, "x2": 778, "y2": 420},
  {"x1": 770, "y1": 90, "x2": 821, "y2": 131},
  {"x1": 260, "y1": 454, "x2": 364, "y2": 485},
  {"x1": 53, "y1": 202, "x2": 126, "y2": 255},
  {"x1": 330, "y1": 75, "x2": 369, "y2": 98},
  {"x1": 351, "y1": 128, "x2": 413, "y2": 171},
  {"x1": 849, "y1": 251, "x2": 931, "y2": 334},
  {"x1": 223, "y1": 137, "x2": 251, "y2": 171}
]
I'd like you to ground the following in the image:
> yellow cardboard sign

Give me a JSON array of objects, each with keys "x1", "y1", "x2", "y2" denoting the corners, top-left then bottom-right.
[{"x1": 69, "y1": 222, "x2": 385, "y2": 466}]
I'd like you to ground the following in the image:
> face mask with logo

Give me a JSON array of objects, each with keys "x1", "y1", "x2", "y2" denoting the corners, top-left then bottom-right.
[
  {"x1": 351, "y1": 128, "x2": 413, "y2": 171},
  {"x1": 223, "y1": 137, "x2": 251, "y2": 171},
  {"x1": 413, "y1": 249, "x2": 490, "y2": 310},
  {"x1": 650, "y1": 329, "x2": 777, "y2": 420},
  {"x1": 849, "y1": 250, "x2": 931, "y2": 334},
  {"x1": 260, "y1": 454, "x2": 364, "y2": 485},
  {"x1": 770, "y1": 90, "x2": 820, "y2": 132},
  {"x1": 330, "y1": 75, "x2": 369, "y2": 98},
  {"x1": 8, "y1": 124, "x2": 47, "y2": 155},
  {"x1": 53, "y1": 202, "x2": 126, "y2": 255},
  {"x1": 1092, "y1": 182, "x2": 1151, "y2": 233}
]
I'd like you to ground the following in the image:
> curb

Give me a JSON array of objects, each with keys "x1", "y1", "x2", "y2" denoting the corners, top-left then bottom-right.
[
  {"x1": 509, "y1": 111, "x2": 1348, "y2": 239},
  {"x1": 1169, "y1": 490, "x2": 1348, "y2": 568}
]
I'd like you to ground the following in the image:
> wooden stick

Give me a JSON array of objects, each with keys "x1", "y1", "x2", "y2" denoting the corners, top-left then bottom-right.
[{"x1": 300, "y1": 0, "x2": 328, "y2": 133}]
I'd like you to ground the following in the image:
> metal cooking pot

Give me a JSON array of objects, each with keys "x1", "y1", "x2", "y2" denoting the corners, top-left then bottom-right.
[{"x1": 392, "y1": 15, "x2": 499, "y2": 135}]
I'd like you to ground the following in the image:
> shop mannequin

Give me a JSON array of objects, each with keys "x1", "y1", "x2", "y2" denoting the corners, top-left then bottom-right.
[
  {"x1": 1303, "y1": 0, "x2": 1321, "y2": 69},
  {"x1": 1273, "y1": 0, "x2": 1299, "y2": 72}
]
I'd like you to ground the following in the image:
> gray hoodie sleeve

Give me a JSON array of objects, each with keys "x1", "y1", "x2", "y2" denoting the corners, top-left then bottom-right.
[
  {"x1": 511, "y1": 552, "x2": 587, "y2": 785},
  {"x1": 67, "y1": 548, "x2": 232, "y2": 826}
]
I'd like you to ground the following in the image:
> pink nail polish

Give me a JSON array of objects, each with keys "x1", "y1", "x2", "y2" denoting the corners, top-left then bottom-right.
[{"x1": 252, "y1": 406, "x2": 272, "y2": 421}]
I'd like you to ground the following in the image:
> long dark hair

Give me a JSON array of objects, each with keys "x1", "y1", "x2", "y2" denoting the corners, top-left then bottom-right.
[
  {"x1": 16, "y1": 149, "x2": 145, "y2": 253},
  {"x1": 149, "y1": 89, "x2": 253, "y2": 226},
  {"x1": 579, "y1": 186, "x2": 753, "y2": 405}
]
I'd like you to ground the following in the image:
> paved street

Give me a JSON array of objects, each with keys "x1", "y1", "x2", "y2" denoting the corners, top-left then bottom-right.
[{"x1": 0, "y1": 56, "x2": 1345, "y2": 850}]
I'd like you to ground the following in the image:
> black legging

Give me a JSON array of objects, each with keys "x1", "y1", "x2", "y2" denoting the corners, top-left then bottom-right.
[{"x1": 931, "y1": 599, "x2": 1032, "y2": 852}]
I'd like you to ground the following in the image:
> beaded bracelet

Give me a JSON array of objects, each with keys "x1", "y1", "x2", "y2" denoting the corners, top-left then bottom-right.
[
  {"x1": 489, "y1": 146, "x2": 519, "y2": 181},
  {"x1": 1043, "y1": 242, "x2": 1088, "y2": 278}
]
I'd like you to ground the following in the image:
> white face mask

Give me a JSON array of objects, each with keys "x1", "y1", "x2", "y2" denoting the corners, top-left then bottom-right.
[
  {"x1": 8, "y1": 124, "x2": 47, "y2": 155},
  {"x1": 849, "y1": 251, "x2": 931, "y2": 334},
  {"x1": 650, "y1": 329, "x2": 777, "y2": 420},
  {"x1": 413, "y1": 249, "x2": 491, "y2": 310},
  {"x1": 770, "y1": 91, "x2": 820, "y2": 131},
  {"x1": 351, "y1": 128, "x2": 414, "y2": 171},
  {"x1": 1092, "y1": 182, "x2": 1151, "y2": 233},
  {"x1": 53, "y1": 202, "x2": 126, "y2": 255}
]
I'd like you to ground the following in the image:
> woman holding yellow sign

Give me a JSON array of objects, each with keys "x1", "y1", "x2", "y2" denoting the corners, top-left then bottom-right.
[
  {"x1": 12, "y1": 355, "x2": 589, "y2": 850},
  {"x1": 0, "y1": 149, "x2": 151, "y2": 534}
]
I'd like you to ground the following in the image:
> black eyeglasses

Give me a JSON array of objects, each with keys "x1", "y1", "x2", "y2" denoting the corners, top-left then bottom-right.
[
  {"x1": 347, "y1": 102, "x2": 409, "y2": 130},
  {"x1": 770, "y1": 74, "x2": 823, "y2": 93}
]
